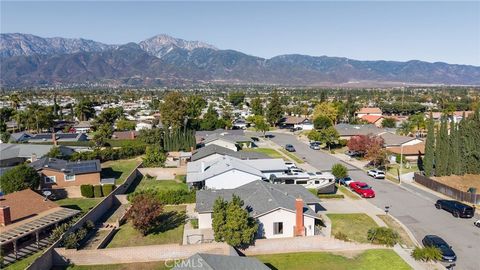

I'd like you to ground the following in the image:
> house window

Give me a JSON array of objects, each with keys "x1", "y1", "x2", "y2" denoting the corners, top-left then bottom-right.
[
  {"x1": 44, "y1": 176, "x2": 56, "y2": 183},
  {"x1": 315, "y1": 180, "x2": 320, "y2": 184},
  {"x1": 273, "y1": 222, "x2": 283, "y2": 235},
  {"x1": 285, "y1": 180, "x2": 294, "y2": 185},
  {"x1": 65, "y1": 174, "x2": 76, "y2": 181},
  {"x1": 296, "y1": 180, "x2": 308, "y2": 185}
]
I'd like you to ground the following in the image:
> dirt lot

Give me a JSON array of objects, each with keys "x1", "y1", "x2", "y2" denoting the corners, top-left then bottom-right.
[{"x1": 432, "y1": 174, "x2": 480, "y2": 192}]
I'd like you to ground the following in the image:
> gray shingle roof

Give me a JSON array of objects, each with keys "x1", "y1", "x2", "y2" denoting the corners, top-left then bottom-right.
[
  {"x1": 0, "y1": 143, "x2": 54, "y2": 161},
  {"x1": 29, "y1": 133, "x2": 87, "y2": 142},
  {"x1": 173, "y1": 253, "x2": 270, "y2": 270},
  {"x1": 196, "y1": 180, "x2": 320, "y2": 218},
  {"x1": 335, "y1": 124, "x2": 385, "y2": 136},
  {"x1": 191, "y1": 145, "x2": 269, "y2": 161},
  {"x1": 29, "y1": 157, "x2": 101, "y2": 175},
  {"x1": 379, "y1": 132, "x2": 417, "y2": 147}
]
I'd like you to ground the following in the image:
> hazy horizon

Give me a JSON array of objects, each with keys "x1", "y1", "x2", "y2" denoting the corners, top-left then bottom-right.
[{"x1": 1, "y1": 1, "x2": 479, "y2": 66}]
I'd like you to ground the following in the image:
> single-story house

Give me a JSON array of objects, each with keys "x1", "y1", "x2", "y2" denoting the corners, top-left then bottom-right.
[
  {"x1": 334, "y1": 124, "x2": 386, "y2": 140},
  {"x1": 280, "y1": 116, "x2": 314, "y2": 130},
  {"x1": 187, "y1": 156, "x2": 287, "y2": 189},
  {"x1": 0, "y1": 189, "x2": 79, "y2": 260},
  {"x1": 111, "y1": 131, "x2": 139, "y2": 140},
  {"x1": 28, "y1": 133, "x2": 88, "y2": 144},
  {"x1": 173, "y1": 253, "x2": 269, "y2": 270},
  {"x1": 379, "y1": 133, "x2": 423, "y2": 148},
  {"x1": 359, "y1": 115, "x2": 385, "y2": 127},
  {"x1": 7, "y1": 132, "x2": 32, "y2": 143},
  {"x1": 426, "y1": 111, "x2": 473, "y2": 124},
  {"x1": 387, "y1": 142, "x2": 425, "y2": 162},
  {"x1": 135, "y1": 121, "x2": 153, "y2": 131},
  {"x1": 356, "y1": 107, "x2": 382, "y2": 118},
  {"x1": 72, "y1": 121, "x2": 92, "y2": 133},
  {"x1": 191, "y1": 145, "x2": 269, "y2": 163},
  {"x1": 202, "y1": 133, "x2": 254, "y2": 151},
  {"x1": 0, "y1": 143, "x2": 74, "y2": 167},
  {"x1": 196, "y1": 180, "x2": 322, "y2": 239},
  {"x1": 29, "y1": 157, "x2": 101, "y2": 188}
]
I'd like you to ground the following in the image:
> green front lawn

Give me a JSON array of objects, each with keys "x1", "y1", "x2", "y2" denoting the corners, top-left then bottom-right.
[
  {"x1": 4, "y1": 250, "x2": 44, "y2": 270},
  {"x1": 337, "y1": 185, "x2": 360, "y2": 200},
  {"x1": 59, "y1": 262, "x2": 169, "y2": 270},
  {"x1": 327, "y1": 213, "x2": 379, "y2": 243},
  {"x1": 278, "y1": 148, "x2": 305, "y2": 164},
  {"x1": 56, "y1": 197, "x2": 102, "y2": 213},
  {"x1": 256, "y1": 250, "x2": 411, "y2": 270},
  {"x1": 106, "y1": 205, "x2": 186, "y2": 248},
  {"x1": 243, "y1": 148, "x2": 284, "y2": 159},
  {"x1": 101, "y1": 158, "x2": 142, "y2": 185}
]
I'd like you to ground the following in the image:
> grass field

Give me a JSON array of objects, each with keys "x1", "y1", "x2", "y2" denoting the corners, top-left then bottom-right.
[
  {"x1": 57, "y1": 262, "x2": 169, "y2": 270},
  {"x1": 337, "y1": 185, "x2": 360, "y2": 200},
  {"x1": 327, "y1": 213, "x2": 379, "y2": 243},
  {"x1": 278, "y1": 148, "x2": 305, "y2": 164},
  {"x1": 106, "y1": 205, "x2": 186, "y2": 248},
  {"x1": 256, "y1": 250, "x2": 411, "y2": 270},
  {"x1": 243, "y1": 148, "x2": 284, "y2": 159},
  {"x1": 101, "y1": 158, "x2": 142, "y2": 185},
  {"x1": 377, "y1": 215, "x2": 416, "y2": 248},
  {"x1": 134, "y1": 176, "x2": 188, "y2": 193},
  {"x1": 56, "y1": 197, "x2": 102, "y2": 213},
  {"x1": 4, "y1": 251, "x2": 43, "y2": 270}
]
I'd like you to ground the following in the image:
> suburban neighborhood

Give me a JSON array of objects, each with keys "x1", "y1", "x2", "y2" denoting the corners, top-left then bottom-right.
[{"x1": 0, "y1": 86, "x2": 478, "y2": 270}]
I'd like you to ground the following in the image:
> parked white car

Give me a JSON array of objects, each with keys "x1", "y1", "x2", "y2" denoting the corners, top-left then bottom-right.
[
  {"x1": 367, "y1": 169, "x2": 385, "y2": 179},
  {"x1": 475, "y1": 219, "x2": 480, "y2": 228},
  {"x1": 285, "y1": 162, "x2": 297, "y2": 169}
]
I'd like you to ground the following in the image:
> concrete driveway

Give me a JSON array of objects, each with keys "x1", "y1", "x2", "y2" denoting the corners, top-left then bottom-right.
[{"x1": 255, "y1": 131, "x2": 480, "y2": 270}]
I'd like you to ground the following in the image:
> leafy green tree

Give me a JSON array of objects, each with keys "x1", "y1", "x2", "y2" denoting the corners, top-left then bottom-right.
[
  {"x1": 160, "y1": 92, "x2": 187, "y2": 129},
  {"x1": 143, "y1": 146, "x2": 166, "y2": 167},
  {"x1": 95, "y1": 107, "x2": 124, "y2": 126},
  {"x1": 138, "y1": 128, "x2": 164, "y2": 145},
  {"x1": 251, "y1": 97, "x2": 264, "y2": 116},
  {"x1": 266, "y1": 92, "x2": 284, "y2": 126},
  {"x1": 200, "y1": 104, "x2": 223, "y2": 130},
  {"x1": 186, "y1": 95, "x2": 207, "y2": 119},
  {"x1": 212, "y1": 195, "x2": 257, "y2": 248},
  {"x1": 93, "y1": 124, "x2": 113, "y2": 147},
  {"x1": 313, "y1": 102, "x2": 338, "y2": 124},
  {"x1": 435, "y1": 117, "x2": 449, "y2": 176},
  {"x1": 47, "y1": 146, "x2": 63, "y2": 158},
  {"x1": 248, "y1": 115, "x2": 269, "y2": 136},
  {"x1": 116, "y1": 119, "x2": 136, "y2": 131},
  {"x1": 9, "y1": 93, "x2": 21, "y2": 110},
  {"x1": 331, "y1": 164, "x2": 348, "y2": 179},
  {"x1": 381, "y1": 117, "x2": 396, "y2": 128},
  {"x1": 319, "y1": 126, "x2": 339, "y2": 150},
  {"x1": 307, "y1": 130, "x2": 322, "y2": 142},
  {"x1": 313, "y1": 115, "x2": 332, "y2": 130},
  {"x1": 423, "y1": 113, "x2": 435, "y2": 176},
  {"x1": 75, "y1": 98, "x2": 95, "y2": 121},
  {"x1": 0, "y1": 131, "x2": 10, "y2": 143},
  {"x1": 0, "y1": 164, "x2": 41, "y2": 194},
  {"x1": 228, "y1": 91, "x2": 245, "y2": 107}
]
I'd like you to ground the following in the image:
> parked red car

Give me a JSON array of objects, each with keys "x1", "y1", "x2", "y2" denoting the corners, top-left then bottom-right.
[{"x1": 349, "y1": 182, "x2": 375, "y2": 198}]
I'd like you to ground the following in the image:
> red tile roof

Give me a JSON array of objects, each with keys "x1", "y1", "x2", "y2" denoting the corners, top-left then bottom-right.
[
  {"x1": 360, "y1": 115, "x2": 384, "y2": 124},
  {"x1": 0, "y1": 189, "x2": 59, "y2": 224},
  {"x1": 387, "y1": 142, "x2": 425, "y2": 156},
  {"x1": 357, "y1": 107, "x2": 382, "y2": 114}
]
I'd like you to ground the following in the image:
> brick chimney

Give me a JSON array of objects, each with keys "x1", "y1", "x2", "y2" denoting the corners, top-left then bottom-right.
[
  {"x1": 294, "y1": 198, "x2": 305, "y2": 236},
  {"x1": 52, "y1": 133, "x2": 58, "y2": 146},
  {"x1": 0, "y1": 206, "x2": 12, "y2": 226},
  {"x1": 31, "y1": 153, "x2": 38, "y2": 162}
]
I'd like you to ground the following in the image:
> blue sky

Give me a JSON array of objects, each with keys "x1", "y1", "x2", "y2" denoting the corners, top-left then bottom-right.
[{"x1": 1, "y1": 1, "x2": 479, "y2": 65}]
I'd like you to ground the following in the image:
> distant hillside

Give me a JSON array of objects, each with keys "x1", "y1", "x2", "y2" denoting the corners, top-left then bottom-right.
[{"x1": 1, "y1": 33, "x2": 479, "y2": 87}]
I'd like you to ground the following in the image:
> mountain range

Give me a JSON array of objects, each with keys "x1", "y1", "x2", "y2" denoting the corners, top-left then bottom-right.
[{"x1": 1, "y1": 33, "x2": 479, "y2": 87}]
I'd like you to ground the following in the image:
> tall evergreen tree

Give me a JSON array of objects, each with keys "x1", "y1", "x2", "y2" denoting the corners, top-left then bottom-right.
[
  {"x1": 266, "y1": 92, "x2": 284, "y2": 126},
  {"x1": 423, "y1": 113, "x2": 435, "y2": 176}
]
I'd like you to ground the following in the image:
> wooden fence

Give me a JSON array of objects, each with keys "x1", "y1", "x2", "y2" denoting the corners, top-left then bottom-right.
[{"x1": 414, "y1": 173, "x2": 479, "y2": 205}]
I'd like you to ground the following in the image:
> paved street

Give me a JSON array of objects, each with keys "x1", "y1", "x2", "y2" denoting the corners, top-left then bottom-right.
[{"x1": 260, "y1": 131, "x2": 480, "y2": 270}]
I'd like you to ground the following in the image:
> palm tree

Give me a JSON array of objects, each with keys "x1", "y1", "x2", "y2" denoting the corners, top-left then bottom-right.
[
  {"x1": 9, "y1": 93, "x2": 21, "y2": 110},
  {"x1": 75, "y1": 99, "x2": 95, "y2": 121}
]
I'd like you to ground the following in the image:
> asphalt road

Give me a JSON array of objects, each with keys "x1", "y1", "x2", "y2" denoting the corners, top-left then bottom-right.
[{"x1": 263, "y1": 132, "x2": 480, "y2": 270}]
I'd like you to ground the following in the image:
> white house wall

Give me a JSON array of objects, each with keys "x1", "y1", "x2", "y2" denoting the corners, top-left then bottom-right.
[
  {"x1": 198, "y1": 212, "x2": 212, "y2": 229},
  {"x1": 402, "y1": 138, "x2": 423, "y2": 146},
  {"x1": 257, "y1": 208, "x2": 316, "y2": 239},
  {"x1": 205, "y1": 170, "x2": 262, "y2": 189}
]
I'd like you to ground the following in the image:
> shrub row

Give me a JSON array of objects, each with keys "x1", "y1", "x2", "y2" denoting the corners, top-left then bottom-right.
[
  {"x1": 128, "y1": 189, "x2": 196, "y2": 205},
  {"x1": 411, "y1": 246, "x2": 443, "y2": 262},
  {"x1": 367, "y1": 227, "x2": 399, "y2": 247},
  {"x1": 80, "y1": 184, "x2": 115, "y2": 198},
  {"x1": 63, "y1": 220, "x2": 95, "y2": 249},
  {"x1": 70, "y1": 145, "x2": 146, "y2": 162}
]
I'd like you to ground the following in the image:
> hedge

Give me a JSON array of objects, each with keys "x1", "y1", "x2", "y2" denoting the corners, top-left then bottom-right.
[
  {"x1": 128, "y1": 189, "x2": 196, "y2": 205},
  {"x1": 70, "y1": 145, "x2": 146, "y2": 162},
  {"x1": 101, "y1": 184, "x2": 115, "y2": 195},
  {"x1": 80, "y1": 185, "x2": 94, "y2": 198},
  {"x1": 93, "y1": 185, "x2": 103, "y2": 198}
]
